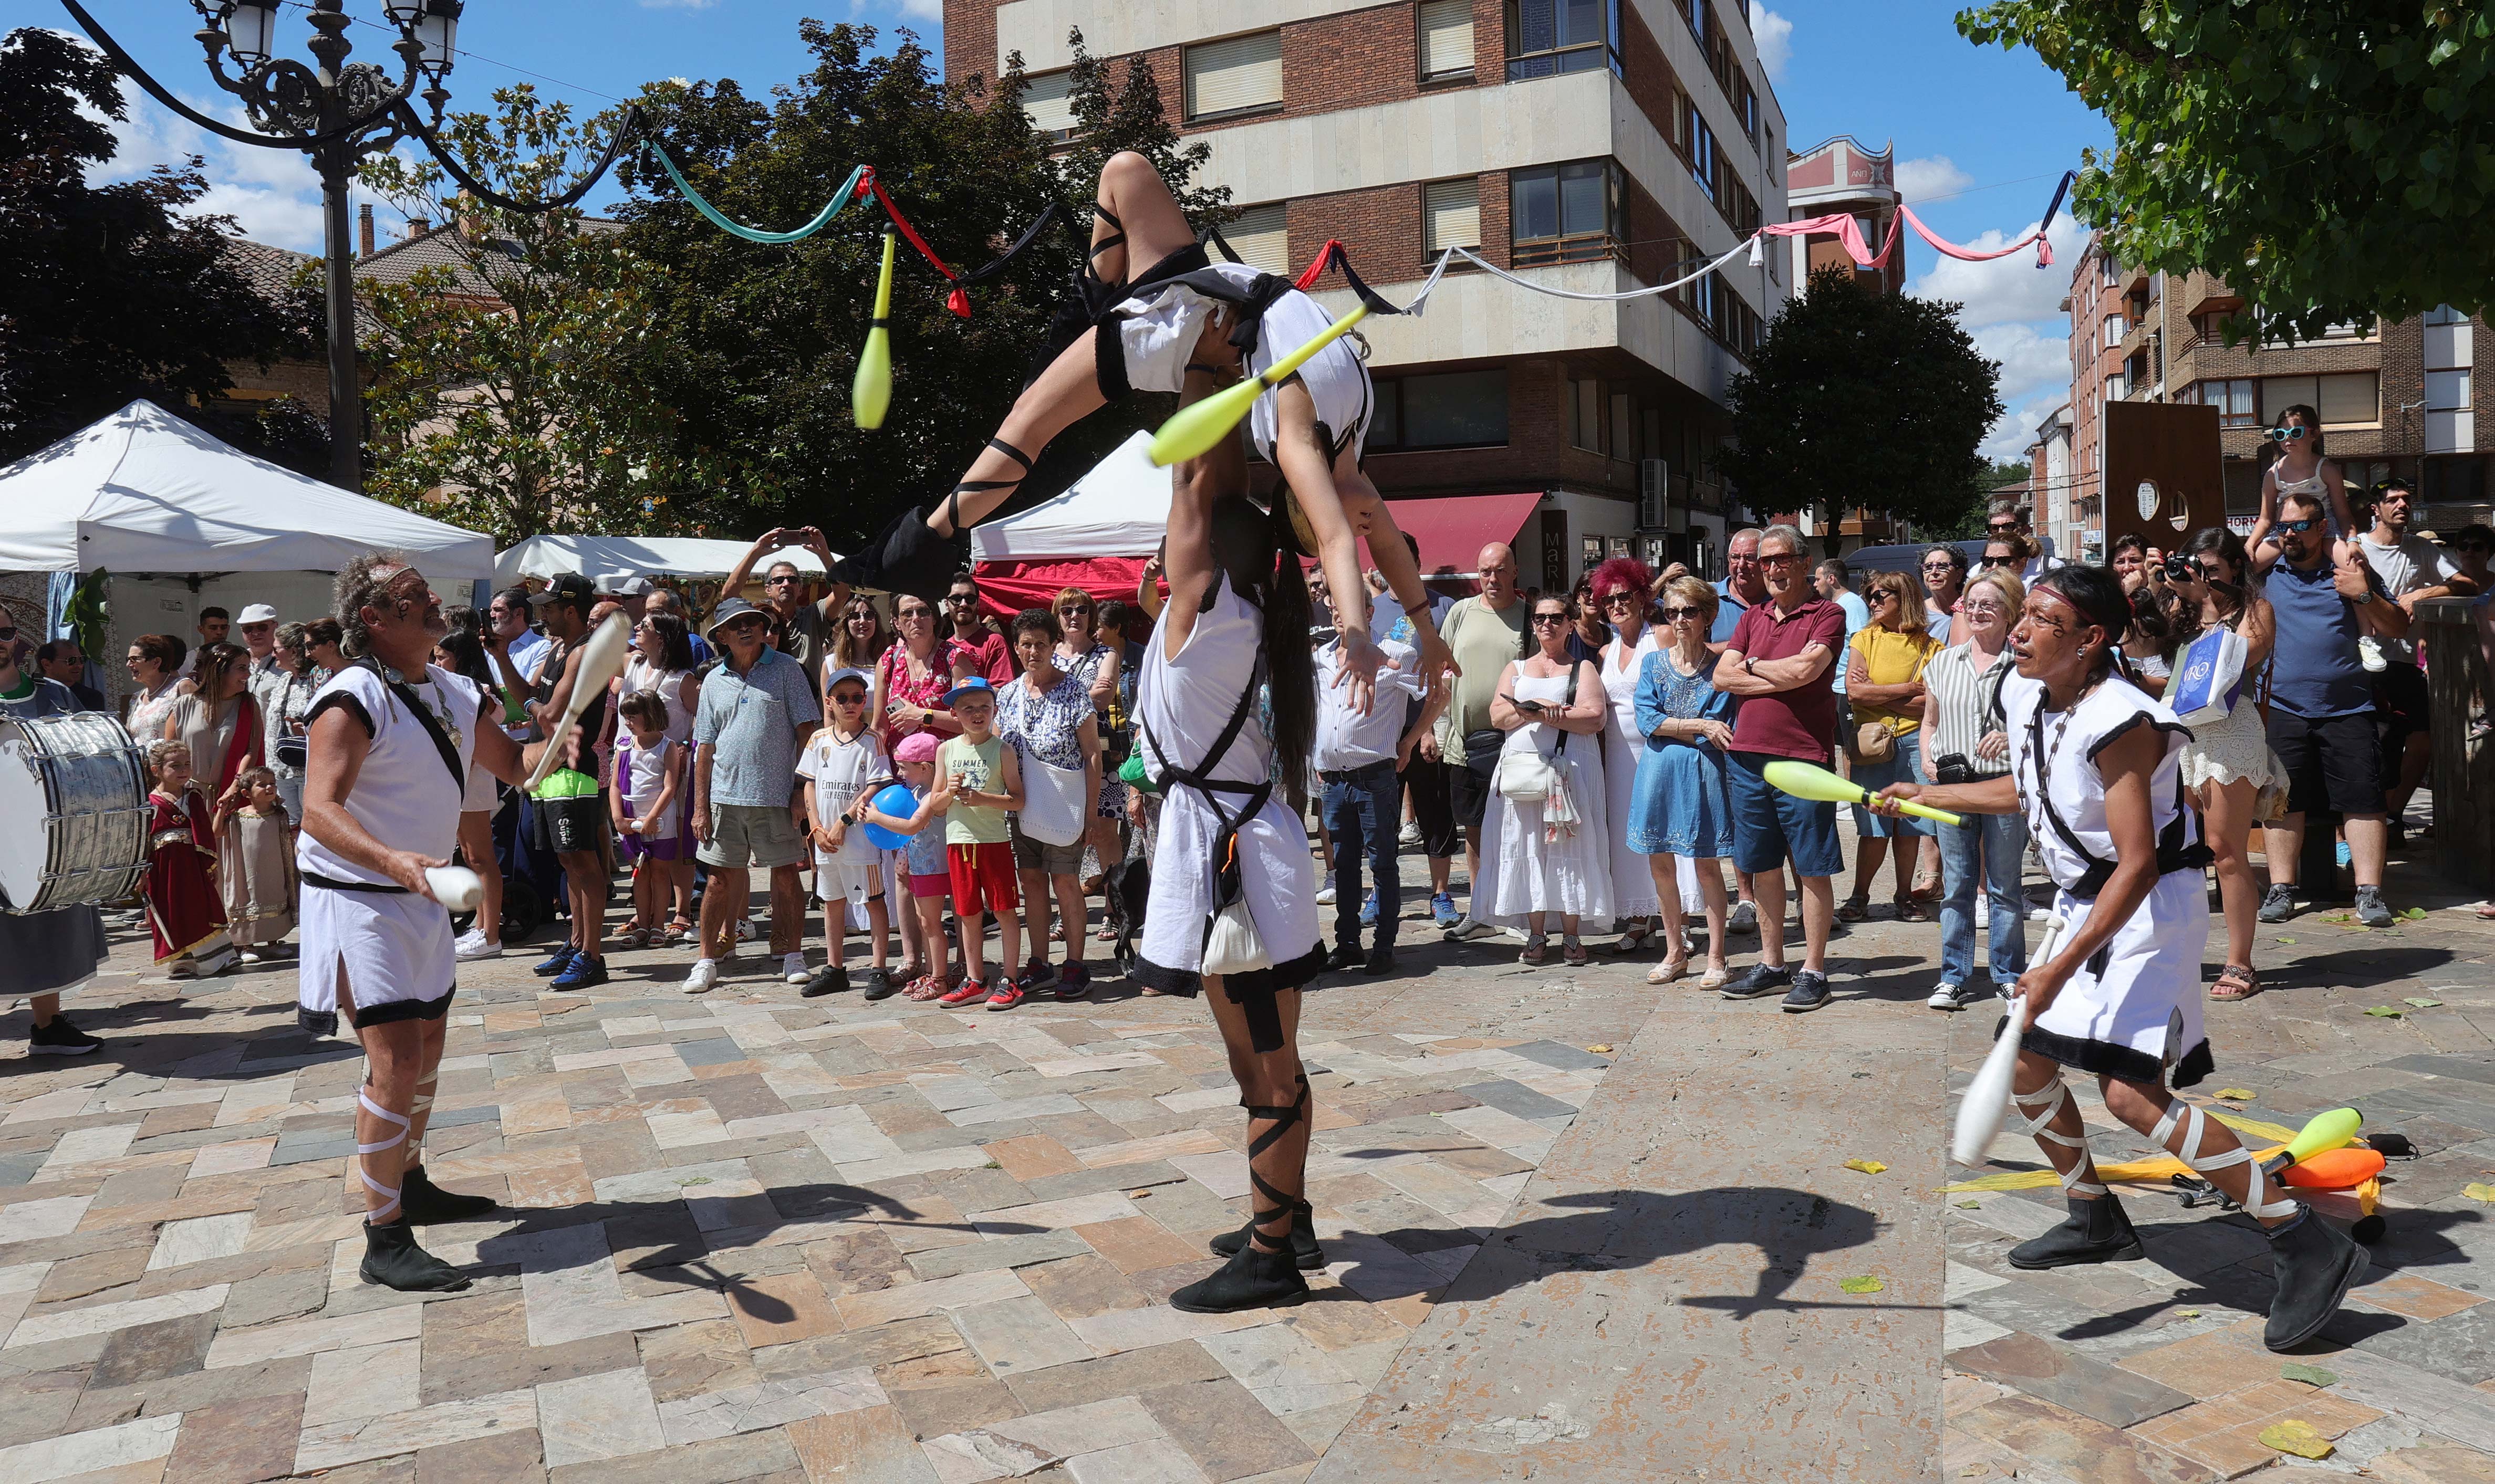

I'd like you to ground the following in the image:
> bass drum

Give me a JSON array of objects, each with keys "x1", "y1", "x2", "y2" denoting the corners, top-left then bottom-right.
[{"x1": 0, "y1": 712, "x2": 152, "y2": 915}]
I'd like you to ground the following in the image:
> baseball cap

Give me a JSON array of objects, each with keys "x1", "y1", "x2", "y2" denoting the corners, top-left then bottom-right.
[
  {"x1": 942, "y1": 676, "x2": 995, "y2": 705},
  {"x1": 600, "y1": 575, "x2": 654, "y2": 597},
  {"x1": 237, "y1": 603, "x2": 278, "y2": 625},
  {"x1": 822, "y1": 666, "x2": 871, "y2": 695},
  {"x1": 528, "y1": 573, "x2": 595, "y2": 610},
  {"x1": 705, "y1": 597, "x2": 770, "y2": 641}
]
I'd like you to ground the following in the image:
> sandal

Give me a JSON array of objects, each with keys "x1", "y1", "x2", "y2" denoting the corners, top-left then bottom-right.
[
  {"x1": 903, "y1": 974, "x2": 948, "y2": 1001},
  {"x1": 1697, "y1": 964, "x2": 1730, "y2": 990},
  {"x1": 2209, "y1": 964, "x2": 2262, "y2": 1001},
  {"x1": 1519, "y1": 935, "x2": 1549, "y2": 965},
  {"x1": 1894, "y1": 896, "x2": 1931, "y2": 924},
  {"x1": 1562, "y1": 936, "x2": 1588, "y2": 966},
  {"x1": 1614, "y1": 922, "x2": 1652, "y2": 954},
  {"x1": 1095, "y1": 924, "x2": 1118, "y2": 942},
  {"x1": 1837, "y1": 896, "x2": 1870, "y2": 924},
  {"x1": 1911, "y1": 868, "x2": 1943, "y2": 903},
  {"x1": 1648, "y1": 957, "x2": 1689, "y2": 985}
]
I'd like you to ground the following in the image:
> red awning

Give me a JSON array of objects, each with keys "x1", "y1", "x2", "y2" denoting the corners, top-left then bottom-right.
[{"x1": 1375, "y1": 492, "x2": 1543, "y2": 577}]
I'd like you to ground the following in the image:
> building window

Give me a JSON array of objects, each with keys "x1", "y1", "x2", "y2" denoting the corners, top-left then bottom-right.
[
  {"x1": 2425, "y1": 303, "x2": 2467, "y2": 326},
  {"x1": 1423, "y1": 177, "x2": 1481, "y2": 254},
  {"x1": 2427, "y1": 370, "x2": 2473, "y2": 455},
  {"x1": 1581, "y1": 535, "x2": 1605, "y2": 574},
  {"x1": 1505, "y1": 0, "x2": 1619, "y2": 81},
  {"x1": 1686, "y1": 98, "x2": 1718, "y2": 200},
  {"x1": 1510, "y1": 160, "x2": 1624, "y2": 267},
  {"x1": 1371, "y1": 368, "x2": 1510, "y2": 451},
  {"x1": 1570, "y1": 377, "x2": 1606, "y2": 453},
  {"x1": 1223, "y1": 202, "x2": 1290, "y2": 276},
  {"x1": 1183, "y1": 30, "x2": 1283, "y2": 121},
  {"x1": 1680, "y1": 271, "x2": 1761, "y2": 357},
  {"x1": 2195, "y1": 378, "x2": 2256, "y2": 428},
  {"x1": 1020, "y1": 70, "x2": 1076, "y2": 141},
  {"x1": 1418, "y1": 0, "x2": 1475, "y2": 80},
  {"x1": 2261, "y1": 372, "x2": 2378, "y2": 427},
  {"x1": 2103, "y1": 314, "x2": 2125, "y2": 347}
]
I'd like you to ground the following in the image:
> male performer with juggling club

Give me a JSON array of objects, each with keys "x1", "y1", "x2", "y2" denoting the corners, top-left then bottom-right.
[
  {"x1": 828, "y1": 150, "x2": 1453, "y2": 712},
  {"x1": 1869, "y1": 565, "x2": 2367, "y2": 1352},
  {"x1": 297, "y1": 554, "x2": 563, "y2": 1292}
]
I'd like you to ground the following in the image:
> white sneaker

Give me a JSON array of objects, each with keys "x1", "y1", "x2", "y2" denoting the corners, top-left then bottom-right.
[
  {"x1": 1398, "y1": 823, "x2": 1423, "y2": 848},
  {"x1": 1726, "y1": 900, "x2": 1760, "y2": 935},
  {"x1": 685, "y1": 958, "x2": 720, "y2": 994},
  {"x1": 735, "y1": 917, "x2": 757, "y2": 943},
  {"x1": 782, "y1": 951, "x2": 809, "y2": 984},
  {"x1": 1316, "y1": 885, "x2": 1338, "y2": 905},
  {"x1": 2028, "y1": 905, "x2": 2052, "y2": 922},
  {"x1": 1974, "y1": 898, "x2": 1989, "y2": 928},
  {"x1": 2359, "y1": 635, "x2": 2386, "y2": 673},
  {"x1": 453, "y1": 928, "x2": 499, "y2": 962}
]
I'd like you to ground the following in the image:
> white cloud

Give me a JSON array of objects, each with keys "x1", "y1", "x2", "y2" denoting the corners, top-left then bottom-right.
[
  {"x1": 1895, "y1": 155, "x2": 1973, "y2": 204},
  {"x1": 1984, "y1": 388, "x2": 2071, "y2": 463},
  {"x1": 1753, "y1": 8, "x2": 1793, "y2": 82},
  {"x1": 86, "y1": 82, "x2": 416, "y2": 255},
  {"x1": 1907, "y1": 214, "x2": 2088, "y2": 331}
]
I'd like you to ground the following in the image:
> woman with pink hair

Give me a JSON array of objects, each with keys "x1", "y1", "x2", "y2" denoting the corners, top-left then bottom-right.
[{"x1": 1589, "y1": 556, "x2": 1668, "y2": 951}]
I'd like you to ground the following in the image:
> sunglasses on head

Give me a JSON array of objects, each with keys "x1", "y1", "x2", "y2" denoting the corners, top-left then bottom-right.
[{"x1": 2266, "y1": 425, "x2": 2309, "y2": 442}]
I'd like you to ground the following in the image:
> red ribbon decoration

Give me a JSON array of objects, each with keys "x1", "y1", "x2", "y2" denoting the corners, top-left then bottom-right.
[{"x1": 859, "y1": 168, "x2": 973, "y2": 318}]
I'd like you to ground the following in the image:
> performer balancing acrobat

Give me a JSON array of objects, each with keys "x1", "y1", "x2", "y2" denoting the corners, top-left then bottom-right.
[
  {"x1": 1872, "y1": 564, "x2": 2366, "y2": 1352},
  {"x1": 827, "y1": 149, "x2": 1456, "y2": 710},
  {"x1": 295, "y1": 553, "x2": 555, "y2": 1292}
]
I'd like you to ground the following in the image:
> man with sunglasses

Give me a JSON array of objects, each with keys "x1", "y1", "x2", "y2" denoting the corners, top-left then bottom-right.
[
  {"x1": 1988, "y1": 507, "x2": 2062, "y2": 587},
  {"x1": 2353, "y1": 479, "x2": 2479, "y2": 825},
  {"x1": 2258, "y1": 490, "x2": 2408, "y2": 927},
  {"x1": 944, "y1": 572, "x2": 1016, "y2": 685}
]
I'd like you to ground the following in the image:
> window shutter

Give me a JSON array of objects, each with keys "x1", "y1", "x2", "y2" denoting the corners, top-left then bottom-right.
[
  {"x1": 2317, "y1": 371, "x2": 2378, "y2": 425},
  {"x1": 1419, "y1": 0, "x2": 1474, "y2": 76},
  {"x1": 1184, "y1": 31, "x2": 1283, "y2": 118},
  {"x1": 1225, "y1": 202, "x2": 1290, "y2": 276},
  {"x1": 1423, "y1": 177, "x2": 1480, "y2": 253},
  {"x1": 1022, "y1": 70, "x2": 1075, "y2": 137}
]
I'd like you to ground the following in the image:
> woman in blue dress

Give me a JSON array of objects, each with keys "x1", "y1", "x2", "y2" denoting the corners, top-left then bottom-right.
[{"x1": 1628, "y1": 576, "x2": 1737, "y2": 988}]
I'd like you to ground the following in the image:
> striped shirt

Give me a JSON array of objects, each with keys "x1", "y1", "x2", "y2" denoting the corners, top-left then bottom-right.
[{"x1": 1922, "y1": 641, "x2": 2016, "y2": 778}]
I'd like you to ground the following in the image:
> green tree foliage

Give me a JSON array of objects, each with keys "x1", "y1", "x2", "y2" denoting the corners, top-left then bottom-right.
[
  {"x1": 0, "y1": 28, "x2": 314, "y2": 464},
  {"x1": 614, "y1": 23, "x2": 1231, "y2": 548},
  {"x1": 1719, "y1": 267, "x2": 2003, "y2": 550},
  {"x1": 357, "y1": 86, "x2": 719, "y2": 546},
  {"x1": 1960, "y1": 2, "x2": 2495, "y2": 340}
]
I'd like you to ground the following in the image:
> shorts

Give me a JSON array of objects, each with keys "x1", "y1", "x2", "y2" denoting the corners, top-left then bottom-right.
[
  {"x1": 815, "y1": 852, "x2": 881, "y2": 906},
  {"x1": 533, "y1": 793, "x2": 606, "y2": 855},
  {"x1": 1010, "y1": 818, "x2": 1085, "y2": 875},
  {"x1": 907, "y1": 872, "x2": 952, "y2": 901},
  {"x1": 1727, "y1": 749, "x2": 1844, "y2": 879},
  {"x1": 947, "y1": 841, "x2": 1018, "y2": 915},
  {"x1": 2267, "y1": 708, "x2": 2386, "y2": 817},
  {"x1": 2372, "y1": 661, "x2": 2430, "y2": 747},
  {"x1": 1447, "y1": 729, "x2": 1502, "y2": 833},
  {"x1": 698, "y1": 801, "x2": 808, "y2": 870}
]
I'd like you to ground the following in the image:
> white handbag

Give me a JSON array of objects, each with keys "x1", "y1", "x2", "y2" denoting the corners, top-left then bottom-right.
[
  {"x1": 1202, "y1": 897, "x2": 1273, "y2": 976},
  {"x1": 1015, "y1": 756, "x2": 1088, "y2": 846}
]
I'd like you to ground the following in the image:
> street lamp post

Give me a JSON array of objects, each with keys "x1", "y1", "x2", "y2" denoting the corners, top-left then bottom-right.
[{"x1": 189, "y1": 0, "x2": 464, "y2": 492}]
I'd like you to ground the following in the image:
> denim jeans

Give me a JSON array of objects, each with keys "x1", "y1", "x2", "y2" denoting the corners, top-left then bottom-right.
[
  {"x1": 1322, "y1": 760, "x2": 1401, "y2": 948},
  {"x1": 1938, "y1": 807, "x2": 2028, "y2": 986}
]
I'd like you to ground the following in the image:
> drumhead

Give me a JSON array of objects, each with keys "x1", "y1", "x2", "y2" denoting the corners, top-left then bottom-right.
[{"x1": 0, "y1": 726, "x2": 52, "y2": 908}]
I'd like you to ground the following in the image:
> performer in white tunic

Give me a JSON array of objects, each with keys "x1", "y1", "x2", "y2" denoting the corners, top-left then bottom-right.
[
  {"x1": 297, "y1": 554, "x2": 548, "y2": 1293},
  {"x1": 1874, "y1": 565, "x2": 2367, "y2": 1354},
  {"x1": 1134, "y1": 350, "x2": 1328, "y2": 1315}
]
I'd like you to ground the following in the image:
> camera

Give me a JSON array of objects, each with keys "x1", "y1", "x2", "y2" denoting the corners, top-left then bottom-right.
[
  {"x1": 2163, "y1": 553, "x2": 2198, "y2": 584},
  {"x1": 1933, "y1": 754, "x2": 1976, "y2": 786}
]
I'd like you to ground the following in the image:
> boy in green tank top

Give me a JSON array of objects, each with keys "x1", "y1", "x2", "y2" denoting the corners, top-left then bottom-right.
[{"x1": 933, "y1": 678, "x2": 1027, "y2": 1007}]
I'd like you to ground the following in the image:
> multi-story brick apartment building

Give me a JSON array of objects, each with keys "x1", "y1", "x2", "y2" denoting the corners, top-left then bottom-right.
[
  {"x1": 945, "y1": 0, "x2": 1790, "y2": 586},
  {"x1": 2057, "y1": 232, "x2": 2492, "y2": 556}
]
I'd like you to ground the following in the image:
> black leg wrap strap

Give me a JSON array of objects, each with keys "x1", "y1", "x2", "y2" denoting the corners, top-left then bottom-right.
[{"x1": 1243, "y1": 1098, "x2": 1306, "y2": 1226}]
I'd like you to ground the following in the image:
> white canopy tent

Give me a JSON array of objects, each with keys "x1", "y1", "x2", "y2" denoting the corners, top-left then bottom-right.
[
  {"x1": 970, "y1": 431, "x2": 1173, "y2": 561},
  {"x1": 495, "y1": 535, "x2": 827, "y2": 587},
  {"x1": 0, "y1": 400, "x2": 493, "y2": 578}
]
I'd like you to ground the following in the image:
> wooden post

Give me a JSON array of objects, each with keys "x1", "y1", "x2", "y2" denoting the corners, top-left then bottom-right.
[{"x1": 2417, "y1": 596, "x2": 2492, "y2": 891}]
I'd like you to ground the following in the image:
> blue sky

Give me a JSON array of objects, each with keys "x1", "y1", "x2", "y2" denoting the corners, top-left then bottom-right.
[{"x1": 53, "y1": 0, "x2": 2103, "y2": 457}]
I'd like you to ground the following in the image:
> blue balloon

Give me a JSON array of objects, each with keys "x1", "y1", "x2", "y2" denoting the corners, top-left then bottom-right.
[{"x1": 861, "y1": 782, "x2": 918, "y2": 852}]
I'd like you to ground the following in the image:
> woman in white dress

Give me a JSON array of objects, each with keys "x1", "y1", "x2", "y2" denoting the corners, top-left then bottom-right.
[
  {"x1": 2165, "y1": 528, "x2": 2283, "y2": 1001},
  {"x1": 1135, "y1": 349, "x2": 1328, "y2": 1315},
  {"x1": 1590, "y1": 558, "x2": 1664, "y2": 950},
  {"x1": 1481, "y1": 593, "x2": 1612, "y2": 964},
  {"x1": 1875, "y1": 564, "x2": 2366, "y2": 1354}
]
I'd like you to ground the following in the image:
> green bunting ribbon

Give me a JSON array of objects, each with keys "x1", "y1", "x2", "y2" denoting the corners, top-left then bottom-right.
[{"x1": 644, "y1": 139, "x2": 865, "y2": 245}]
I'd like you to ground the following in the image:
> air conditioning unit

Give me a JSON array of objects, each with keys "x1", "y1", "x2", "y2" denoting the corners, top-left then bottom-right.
[{"x1": 1638, "y1": 459, "x2": 1670, "y2": 530}]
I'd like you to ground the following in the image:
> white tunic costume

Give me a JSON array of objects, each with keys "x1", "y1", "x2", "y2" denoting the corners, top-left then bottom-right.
[
  {"x1": 295, "y1": 663, "x2": 484, "y2": 1035},
  {"x1": 1133, "y1": 573, "x2": 1322, "y2": 1015},
  {"x1": 1114, "y1": 262, "x2": 1375, "y2": 463},
  {"x1": 2002, "y1": 668, "x2": 2213, "y2": 1087}
]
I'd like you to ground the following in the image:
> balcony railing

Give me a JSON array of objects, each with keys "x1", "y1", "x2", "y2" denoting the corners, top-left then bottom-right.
[{"x1": 1512, "y1": 232, "x2": 1626, "y2": 268}]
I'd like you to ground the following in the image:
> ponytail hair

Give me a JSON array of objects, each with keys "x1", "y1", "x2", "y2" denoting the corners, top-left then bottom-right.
[{"x1": 1210, "y1": 490, "x2": 1317, "y2": 812}]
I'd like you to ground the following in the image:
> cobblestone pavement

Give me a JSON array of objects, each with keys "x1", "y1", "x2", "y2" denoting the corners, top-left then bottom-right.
[{"x1": 2, "y1": 832, "x2": 2491, "y2": 1482}]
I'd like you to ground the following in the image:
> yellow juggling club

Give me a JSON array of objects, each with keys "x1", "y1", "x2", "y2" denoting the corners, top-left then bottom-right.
[
  {"x1": 1149, "y1": 304, "x2": 1371, "y2": 466},
  {"x1": 853, "y1": 231, "x2": 896, "y2": 430},
  {"x1": 1761, "y1": 758, "x2": 1963, "y2": 827}
]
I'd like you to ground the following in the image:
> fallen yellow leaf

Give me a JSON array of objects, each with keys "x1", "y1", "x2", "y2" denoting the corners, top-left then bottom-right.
[
  {"x1": 1843, "y1": 1158, "x2": 1888, "y2": 1175},
  {"x1": 2258, "y1": 1419, "x2": 2334, "y2": 1459},
  {"x1": 1587, "y1": 1044, "x2": 1614, "y2": 1054},
  {"x1": 1839, "y1": 1274, "x2": 1885, "y2": 1294},
  {"x1": 2464, "y1": 1184, "x2": 2495, "y2": 1204},
  {"x1": 2215, "y1": 1088, "x2": 2256, "y2": 1100}
]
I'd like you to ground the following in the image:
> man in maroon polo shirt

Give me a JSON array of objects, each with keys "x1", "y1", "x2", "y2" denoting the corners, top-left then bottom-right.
[{"x1": 1713, "y1": 523, "x2": 1846, "y2": 1012}]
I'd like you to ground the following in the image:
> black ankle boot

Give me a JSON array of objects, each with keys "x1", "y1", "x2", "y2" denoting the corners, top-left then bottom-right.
[
  {"x1": 400, "y1": 1165, "x2": 497, "y2": 1225},
  {"x1": 1209, "y1": 1201, "x2": 1326, "y2": 1270},
  {"x1": 2263, "y1": 1207, "x2": 2368, "y2": 1352},
  {"x1": 1170, "y1": 1239, "x2": 1310, "y2": 1314},
  {"x1": 2007, "y1": 1195, "x2": 2144, "y2": 1270},
  {"x1": 360, "y1": 1219, "x2": 472, "y2": 1292}
]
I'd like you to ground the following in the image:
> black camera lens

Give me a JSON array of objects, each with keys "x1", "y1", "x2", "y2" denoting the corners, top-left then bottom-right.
[{"x1": 2164, "y1": 554, "x2": 2197, "y2": 582}]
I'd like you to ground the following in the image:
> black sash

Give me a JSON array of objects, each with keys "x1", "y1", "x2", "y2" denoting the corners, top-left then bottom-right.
[
  {"x1": 304, "y1": 870, "x2": 410, "y2": 896},
  {"x1": 2024, "y1": 703, "x2": 2212, "y2": 912}
]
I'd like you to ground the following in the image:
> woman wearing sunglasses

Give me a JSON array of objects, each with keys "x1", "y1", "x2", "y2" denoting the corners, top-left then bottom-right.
[
  {"x1": 1590, "y1": 557, "x2": 1667, "y2": 952},
  {"x1": 1480, "y1": 593, "x2": 1613, "y2": 965},
  {"x1": 1627, "y1": 577, "x2": 1736, "y2": 986},
  {"x1": 2246, "y1": 405, "x2": 2357, "y2": 575},
  {"x1": 1051, "y1": 588, "x2": 1127, "y2": 929},
  {"x1": 2168, "y1": 528, "x2": 2284, "y2": 999}
]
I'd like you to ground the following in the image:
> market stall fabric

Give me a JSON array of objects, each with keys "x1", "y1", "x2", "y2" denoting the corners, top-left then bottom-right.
[{"x1": 496, "y1": 535, "x2": 829, "y2": 588}]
